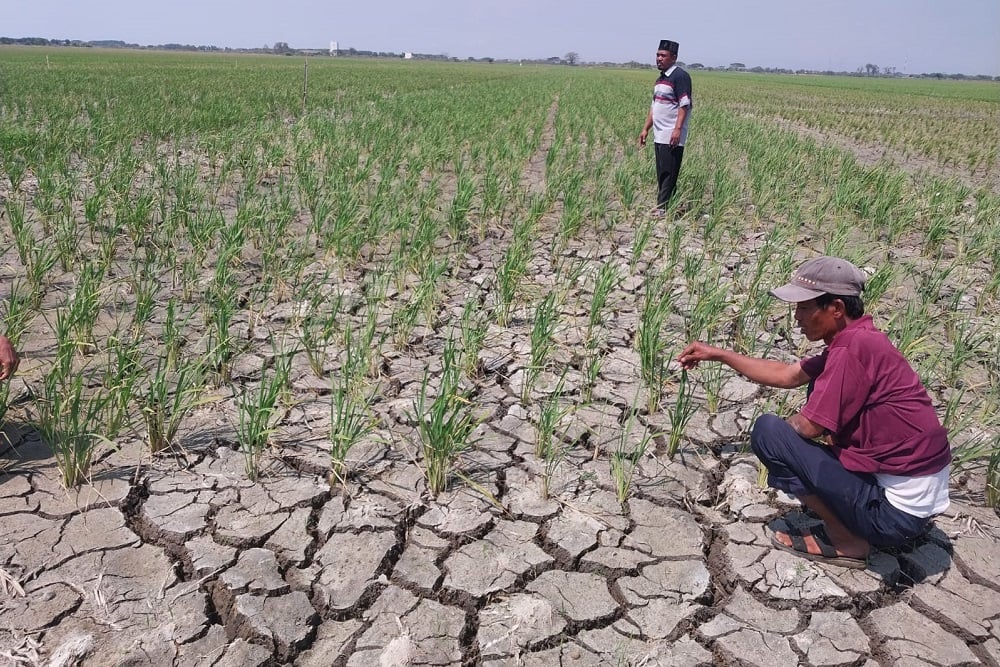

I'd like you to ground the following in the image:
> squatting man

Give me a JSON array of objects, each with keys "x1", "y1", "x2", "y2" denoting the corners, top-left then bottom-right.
[{"x1": 678, "y1": 256, "x2": 950, "y2": 568}]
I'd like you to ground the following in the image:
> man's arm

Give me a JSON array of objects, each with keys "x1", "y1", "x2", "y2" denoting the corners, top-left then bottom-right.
[
  {"x1": 0, "y1": 335, "x2": 19, "y2": 381},
  {"x1": 639, "y1": 109, "x2": 653, "y2": 147},
  {"x1": 678, "y1": 341, "x2": 809, "y2": 389},
  {"x1": 669, "y1": 106, "x2": 688, "y2": 146},
  {"x1": 787, "y1": 412, "x2": 829, "y2": 441}
]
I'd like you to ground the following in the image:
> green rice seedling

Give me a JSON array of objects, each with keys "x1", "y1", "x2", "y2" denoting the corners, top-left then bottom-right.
[
  {"x1": 409, "y1": 341, "x2": 479, "y2": 497},
  {"x1": 297, "y1": 294, "x2": 343, "y2": 378},
  {"x1": 537, "y1": 375, "x2": 573, "y2": 500},
  {"x1": 913, "y1": 262, "x2": 954, "y2": 307},
  {"x1": 270, "y1": 340, "x2": 296, "y2": 410},
  {"x1": 140, "y1": 353, "x2": 207, "y2": 455},
  {"x1": 1, "y1": 280, "x2": 37, "y2": 349},
  {"x1": 329, "y1": 373, "x2": 377, "y2": 492},
  {"x1": 120, "y1": 191, "x2": 156, "y2": 251},
  {"x1": 0, "y1": 380, "x2": 10, "y2": 436},
  {"x1": 360, "y1": 300, "x2": 387, "y2": 380},
  {"x1": 701, "y1": 359, "x2": 726, "y2": 414},
  {"x1": 67, "y1": 263, "x2": 105, "y2": 353},
  {"x1": 493, "y1": 228, "x2": 533, "y2": 327},
  {"x1": 460, "y1": 298, "x2": 488, "y2": 377},
  {"x1": 757, "y1": 459, "x2": 770, "y2": 488},
  {"x1": 128, "y1": 266, "x2": 160, "y2": 337},
  {"x1": 685, "y1": 270, "x2": 729, "y2": 342},
  {"x1": 588, "y1": 261, "x2": 620, "y2": 340},
  {"x1": 0, "y1": 150, "x2": 28, "y2": 192},
  {"x1": 630, "y1": 216, "x2": 656, "y2": 274},
  {"x1": 236, "y1": 349, "x2": 291, "y2": 482},
  {"x1": 636, "y1": 275, "x2": 674, "y2": 414},
  {"x1": 986, "y1": 445, "x2": 1000, "y2": 508},
  {"x1": 340, "y1": 319, "x2": 374, "y2": 385},
  {"x1": 558, "y1": 171, "x2": 585, "y2": 245},
  {"x1": 83, "y1": 188, "x2": 107, "y2": 244},
  {"x1": 102, "y1": 333, "x2": 144, "y2": 438},
  {"x1": 938, "y1": 390, "x2": 990, "y2": 472},
  {"x1": 6, "y1": 198, "x2": 33, "y2": 268},
  {"x1": 665, "y1": 370, "x2": 697, "y2": 459},
  {"x1": 49, "y1": 306, "x2": 78, "y2": 384},
  {"x1": 860, "y1": 261, "x2": 897, "y2": 315},
  {"x1": 161, "y1": 297, "x2": 186, "y2": 371},
  {"x1": 666, "y1": 222, "x2": 684, "y2": 269},
  {"x1": 737, "y1": 286, "x2": 780, "y2": 357},
  {"x1": 22, "y1": 239, "x2": 59, "y2": 311},
  {"x1": 479, "y1": 159, "x2": 504, "y2": 223},
  {"x1": 52, "y1": 206, "x2": 83, "y2": 272},
  {"x1": 206, "y1": 257, "x2": 239, "y2": 383},
  {"x1": 945, "y1": 315, "x2": 989, "y2": 386},
  {"x1": 822, "y1": 217, "x2": 854, "y2": 260},
  {"x1": 884, "y1": 300, "x2": 935, "y2": 366},
  {"x1": 35, "y1": 371, "x2": 112, "y2": 488},
  {"x1": 392, "y1": 258, "x2": 447, "y2": 347},
  {"x1": 581, "y1": 331, "x2": 605, "y2": 405},
  {"x1": 587, "y1": 179, "x2": 611, "y2": 231},
  {"x1": 447, "y1": 166, "x2": 476, "y2": 239},
  {"x1": 611, "y1": 406, "x2": 656, "y2": 504},
  {"x1": 522, "y1": 289, "x2": 560, "y2": 404},
  {"x1": 681, "y1": 252, "x2": 704, "y2": 287}
]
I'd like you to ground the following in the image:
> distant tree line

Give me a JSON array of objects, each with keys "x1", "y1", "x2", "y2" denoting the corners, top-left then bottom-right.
[{"x1": 2, "y1": 37, "x2": 998, "y2": 81}]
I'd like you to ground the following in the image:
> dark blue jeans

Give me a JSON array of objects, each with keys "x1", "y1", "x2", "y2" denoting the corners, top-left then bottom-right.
[{"x1": 750, "y1": 414, "x2": 929, "y2": 548}]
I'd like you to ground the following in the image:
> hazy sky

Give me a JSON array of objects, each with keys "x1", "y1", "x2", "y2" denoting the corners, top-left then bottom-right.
[{"x1": 5, "y1": 0, "x2": 1000, "y2": 75}]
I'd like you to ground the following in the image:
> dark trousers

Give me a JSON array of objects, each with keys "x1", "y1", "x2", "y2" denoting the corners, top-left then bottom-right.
[
  {"x1": 750, "y1": 414, "x2": 930, "y2": 548},
  {"x1": 654, "y1": 142, "x2": 685, "y2": 209}
]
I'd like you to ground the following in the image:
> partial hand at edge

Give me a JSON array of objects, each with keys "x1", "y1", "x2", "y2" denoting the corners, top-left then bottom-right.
[{"x1": 0, "y1": 336, "x2": 19, "y2": 381}]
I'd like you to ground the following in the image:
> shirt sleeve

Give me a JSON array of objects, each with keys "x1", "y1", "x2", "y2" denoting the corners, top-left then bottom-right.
[
  {"x1": 675, "y1": 71, "x2": 692, "y2": 108},
  {"x1": 800, "y1": 352, "x2": 826, "y2": 379},
  {"x1": 800, "y1": 346, "x2": 873, "y2": 435}
]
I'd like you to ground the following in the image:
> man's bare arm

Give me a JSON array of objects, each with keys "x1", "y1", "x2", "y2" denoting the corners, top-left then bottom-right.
[
  {"x1": 787, "y1": 412, "x2": 828, "y2": 441},
  {"x1": 678, "y1": 341, "x2": 809, "y2": 389}
]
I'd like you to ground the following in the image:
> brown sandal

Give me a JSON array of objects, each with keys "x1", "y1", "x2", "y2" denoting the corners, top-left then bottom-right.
[{"x1": 770, "y1": 526, "x2": 868, "y2": 570}]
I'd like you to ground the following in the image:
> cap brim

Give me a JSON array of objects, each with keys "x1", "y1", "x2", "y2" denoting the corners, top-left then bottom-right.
[{"x1": 770, "y1": 284, "x2": 825, "y2": 303}]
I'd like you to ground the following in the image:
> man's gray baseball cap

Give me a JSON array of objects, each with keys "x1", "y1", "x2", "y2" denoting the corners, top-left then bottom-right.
[{"x1": 770, "y1": 256, "x2": 866, "y2": 303}]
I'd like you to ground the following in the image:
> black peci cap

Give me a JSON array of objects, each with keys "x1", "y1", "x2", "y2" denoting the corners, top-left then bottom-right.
[{"x1": 658, "y1": 40, "x2": 679, "y2": 54}]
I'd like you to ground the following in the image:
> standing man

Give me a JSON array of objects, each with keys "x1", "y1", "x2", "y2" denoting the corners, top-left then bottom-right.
[
  {"x1": 678, "y1": 257, "x2": 950, "y2": 568},
  {"x1": 639, "y1": 39, "x2": 692, "y2": 217}
]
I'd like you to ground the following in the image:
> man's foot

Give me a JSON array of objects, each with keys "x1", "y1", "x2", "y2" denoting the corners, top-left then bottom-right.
[
  {"x1": 649, "y1": 207, "x2": 665, "y2": 218},
  {"x1": 770, "y1": 525, "x2": 869, "y2": 569}
]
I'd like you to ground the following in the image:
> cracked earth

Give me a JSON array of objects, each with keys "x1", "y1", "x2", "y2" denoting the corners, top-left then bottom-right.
[{"x1": 2, "y1": 393, "x2": 998, "y2": 666}]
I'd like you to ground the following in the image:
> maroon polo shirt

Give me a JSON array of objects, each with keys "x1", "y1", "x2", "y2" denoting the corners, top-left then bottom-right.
[{"x1": 799, "y1": 315, "x2": 951, "y2": 476}]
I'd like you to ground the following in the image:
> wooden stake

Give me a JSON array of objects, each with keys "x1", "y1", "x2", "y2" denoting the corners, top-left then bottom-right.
[{"x1": 302, "y1": 59, "x2": 309, "y2": 115}]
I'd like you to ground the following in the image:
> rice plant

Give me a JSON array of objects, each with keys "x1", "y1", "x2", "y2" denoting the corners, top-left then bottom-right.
[
  {"x1": 329, "y1": 370, "x2": 377, "y2": 492},
  {"x1": 536, "y1": 375, "x2": 573, "y2": 500},
  {"x1": 409, "y1": 339, "x2": 479, "y2": 497},
  {"x1": 235, "y1": 347, "x2": 292, "y2": 481},
  {"x1": 522, "y1": 289, "x2": 560, "y2": 404},
  {"x1": 636, "y1": 274, "x2": 675, "y2": 414},
  {"x1": 986, "y1": 446, "x2": 1000, "y2": 508},
  {"x1": 460, "y1": 298, "x2": 489, "y2": 377},
  {"x1": 102, "y1": 333, "x2": 145, "y2": 437},
  {"x1": 611, "y1": 407, "x2": 656, "y2": 504},
  {"x1": 35, "y1": 371, "x2": 112, "y2": 488},
  {"x1": 665, "y1": 370, "x2": 697, "y2": 458},
  {"x1": 140, "y1": 355, "x2": 207, "y2": 454},
  {"x1": 588, "y1": 261, "x2": 620, "y2": 340}
]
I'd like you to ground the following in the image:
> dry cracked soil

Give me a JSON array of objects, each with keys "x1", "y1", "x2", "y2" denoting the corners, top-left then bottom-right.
[
  {"x1": 2, "y1": 394, "x2": 999, "y2": 666},
  {"x1": 1, "y1": 102, "x2": 999, "y2": 666}
]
